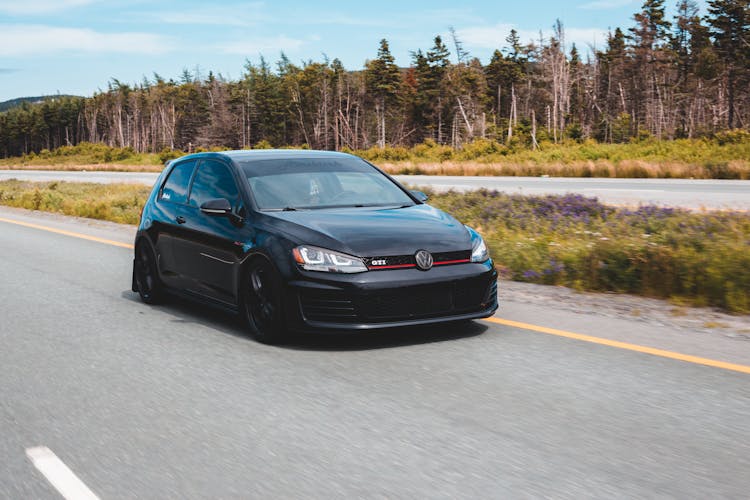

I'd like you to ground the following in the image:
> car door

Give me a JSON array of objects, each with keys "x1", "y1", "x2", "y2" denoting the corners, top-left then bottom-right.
[
  {"x1": 172, "y1": 159, "x2": 252, "y2": 304},
  {"x1": 152, "y1": 158, "x2": 198, "y2": 289}
]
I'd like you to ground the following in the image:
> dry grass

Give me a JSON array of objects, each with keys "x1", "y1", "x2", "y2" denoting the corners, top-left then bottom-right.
[
  {"x1": 0, "y1": 180, "x2": 150, "y2": 224},
  {"x1": 2, "y1": 137, "x2": 749, "y2": 178},
  {"x1": 7, "y1": 159, "x2": 746, "y2": 179},
  {"x1": 0, "y1": 163, "x2": 163, "y2": 172},
  {"x1": 669, "y1": 307, "x2": 690, "y2": 317},
  {"x1": 703, "y1": 321, "x2": 730, "y2": 329},
  {"x1": 378, "y1": 159, "x2": 750, "y2": 179}
]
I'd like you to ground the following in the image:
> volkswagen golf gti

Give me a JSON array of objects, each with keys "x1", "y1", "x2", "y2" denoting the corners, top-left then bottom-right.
[{"x1": 132, "y1": 150, "x2": 498, "y2": 343}]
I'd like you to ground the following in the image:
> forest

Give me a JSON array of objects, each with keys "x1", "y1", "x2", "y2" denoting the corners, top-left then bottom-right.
[{"x1": 0, "y1": 0, "x2": 748, "y2": 159}]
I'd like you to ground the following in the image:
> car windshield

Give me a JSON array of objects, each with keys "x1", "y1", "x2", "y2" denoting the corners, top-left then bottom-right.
[{"x1": 238, "y1": 157, "x2": 415, "y2": 210}]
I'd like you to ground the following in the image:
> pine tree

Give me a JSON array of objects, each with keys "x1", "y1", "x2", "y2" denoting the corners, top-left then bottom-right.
[
  {"x1": 426, "y1": 36, "x2": 451, "y2": 142},
  {"x1": 597, "y1": 28, "x2": 629, "y2": 141},
  {"x1": 707, "y1": 0, "x2": 750, "y2": 128},
  {"x1": 484, "y1": 49, "x2": 524, "y2": 137},
  {"x1": 505, "y1": 29, "x2": 524, "y2": 62},
  {"x1": 364, "y1": 39, "x2": 402, "y2": 147},
  {"x1": 628, "y1": 0, "x2": 673, "y2": 137}
]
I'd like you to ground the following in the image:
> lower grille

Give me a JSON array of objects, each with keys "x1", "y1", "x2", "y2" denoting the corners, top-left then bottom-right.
[
  {"x1": 299, "y1": 278, "x2": 496, "y2": 324},
  {"x1": 358, "y1": 286, "x2": 455, "y2": 320},
  {"x1": 485, "y1": 281, "x2": 498, "y2": 303},
  {"x1": 299, "y1": 291, "x2": 357, "y2": 322}
]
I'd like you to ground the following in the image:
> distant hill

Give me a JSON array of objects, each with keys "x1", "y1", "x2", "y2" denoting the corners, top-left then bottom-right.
[{"x1": 0, "y1": 95, "x2": 81, "y2": 112}]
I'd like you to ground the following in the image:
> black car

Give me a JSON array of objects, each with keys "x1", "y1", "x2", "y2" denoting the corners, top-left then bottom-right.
[{"x1": 132, "y1": 150, "x2": 498, "y2": 343}]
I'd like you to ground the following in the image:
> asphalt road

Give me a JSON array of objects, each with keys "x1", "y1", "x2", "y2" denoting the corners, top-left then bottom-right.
[
  {"x1": 1, "y1": 207, "x2": 750, "y2": 499},
  {"x1": 2, "y1": 169, "x2": 750, "y2": 210}
]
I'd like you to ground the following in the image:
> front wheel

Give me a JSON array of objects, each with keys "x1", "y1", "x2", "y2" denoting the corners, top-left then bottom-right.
[
  {"x1": 134, "y1": 241, "x2": 163, "y2": 304},
  {"x1": 241, "y1": 259, "x2": 287, "y2": 344}
]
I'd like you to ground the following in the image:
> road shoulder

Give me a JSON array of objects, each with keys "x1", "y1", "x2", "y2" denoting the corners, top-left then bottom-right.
[{"x1": 498, "y1": 280, "x2": 750, "y2": 366}]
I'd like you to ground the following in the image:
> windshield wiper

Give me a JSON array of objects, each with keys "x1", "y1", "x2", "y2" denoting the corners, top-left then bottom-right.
[{"x1": 263, "y1": 206, "x2": 300, "y2": 212}]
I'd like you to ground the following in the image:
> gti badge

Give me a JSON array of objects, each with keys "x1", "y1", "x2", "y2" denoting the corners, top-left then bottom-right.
[{"x1": 414, "y1": 250, "x2": 433, "y2": 271}]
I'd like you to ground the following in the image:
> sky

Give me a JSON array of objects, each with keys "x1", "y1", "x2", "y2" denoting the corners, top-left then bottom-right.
[{"x1": 0, "y1": 0, "x2": 708, "y2": 102}]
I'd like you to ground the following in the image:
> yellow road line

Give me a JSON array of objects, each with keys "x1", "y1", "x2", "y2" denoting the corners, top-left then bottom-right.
[
  {"x1": 0, "y1": 216, "x2": 134, "y2": 249},
  {"x1": 484, "y1": 317, "x2": 750, "y2": 375},
  {"x1": 3, "y1": 213, "x2": 749, "y2": 375}
]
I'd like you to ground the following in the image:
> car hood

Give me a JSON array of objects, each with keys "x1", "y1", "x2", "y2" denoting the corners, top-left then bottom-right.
[{"x1": 262, "y1": 204, "x2": 471, "y2": 256}]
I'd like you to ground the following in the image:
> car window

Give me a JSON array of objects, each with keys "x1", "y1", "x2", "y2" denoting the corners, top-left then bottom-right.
[
  {"x1": 239, "y1": 158, "x2": 414, "y2": 210},
  {"x1": 160, "y1": 160, "x2": 196, "y2": 204},
  {"x1": 336, "y1": 172, "x2": 396, "y2": 198},
  {"x1": 189, "y1": 160, "x2": 240, "y2": 209}
]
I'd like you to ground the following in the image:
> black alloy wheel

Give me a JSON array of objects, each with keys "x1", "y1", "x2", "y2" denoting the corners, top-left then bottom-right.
[
  {"x1": 242, "y1": 259, "x2": 286, "y2": 344},
  {"x1": 134, "y1": 241, "x2": 163, "y2": 304}
]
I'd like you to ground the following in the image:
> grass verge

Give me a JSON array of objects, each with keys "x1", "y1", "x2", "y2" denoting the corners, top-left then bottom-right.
[
  {"x1": 0, "y1": 179, "x2": 150, "y2": 225},
  {"x1": 2, "y1": 136, "x2": 750, "y2": 179},
  {"x1": 1, "y1": 179, "x2": 748, "y2": 313},
  {"x1": 427, "y1": 189, "x2": 750, "y2": 313}
]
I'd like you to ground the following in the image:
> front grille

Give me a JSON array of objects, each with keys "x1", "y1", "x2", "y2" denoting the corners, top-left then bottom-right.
[
  {"x1": 366, "y1": 254, "x2": 414, "y2": 268},
  {"x1": 366, "y1": 249, "x2": 471, "y2": 269},
  {"x1": 299, "y1": 277, "x2": 496, "y2": 324}
]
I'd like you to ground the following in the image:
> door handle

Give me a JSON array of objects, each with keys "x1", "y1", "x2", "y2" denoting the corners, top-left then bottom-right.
[{"x1": 176, "y1": 216, "x2": 186, "y2": 224}]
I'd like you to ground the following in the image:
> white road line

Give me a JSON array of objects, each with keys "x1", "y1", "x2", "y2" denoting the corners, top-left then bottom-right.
[{"x1": 25, "y1": 446, "x2": 100, "y2": 500}]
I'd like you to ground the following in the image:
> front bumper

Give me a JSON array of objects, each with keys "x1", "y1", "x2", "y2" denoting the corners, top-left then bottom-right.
[{"x1": 283, "y1": 261, "x2": 498, "y2": 332}]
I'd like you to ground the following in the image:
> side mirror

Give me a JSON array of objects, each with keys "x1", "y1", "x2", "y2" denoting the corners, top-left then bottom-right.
[
  {"x1": 411, "y1": 190, "x2": 429, "y2": 202},
  {"x1": 200, "y1": 198, "x2": 232, "y2": 216}
]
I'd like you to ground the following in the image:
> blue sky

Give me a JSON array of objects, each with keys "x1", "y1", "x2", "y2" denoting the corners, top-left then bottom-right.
[{"x1": 0, "y1": 0, "x2": 708, "y2": 101}]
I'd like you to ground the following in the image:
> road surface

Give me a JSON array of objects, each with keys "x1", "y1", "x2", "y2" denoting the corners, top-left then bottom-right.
[
  {"x1": 1, "y1": 206, "x2": 749, "y2": 499},
  {"x1": 2, "y1": 169, "x2": 749, "y2": 210}
]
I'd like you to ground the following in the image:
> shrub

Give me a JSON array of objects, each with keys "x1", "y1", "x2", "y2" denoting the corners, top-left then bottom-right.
[
  {"x1": 158, "y1": 148, "x2": 183, "y2": 164},
  {"x1": 426, "y1": 189, "x2": 750, "y2": 313},
  {"x1": 457, "y1": 139, "x2": 506, "y2": 161},
  {"x1": 715, "y1": 129, "x2": 750, "y2": 145}
]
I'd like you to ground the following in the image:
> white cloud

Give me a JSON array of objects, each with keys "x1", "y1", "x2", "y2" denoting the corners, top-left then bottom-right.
[
  {"x1": 456, "y1": 23, "x2": 516, "y2": 49},
  {"x1": 292, "y1": 14, "x2": 390, "y2": 27},
  {"x1": 421, "y1": 8, "x2": 484, "y2": 26},
  {"x1": 215, "y1": 35, "x2": 307, "y2": 55},
  {"x1": 456, "y1": 23, "x2": 607, "y2": 53},
  {"x1": 0, "y1": 25, "x2": 174, "y2": 56},
  {"x1": 579, "y1": 0, "x2": 636, "y2": 10},
  {"x1": 156, "y1": 2, "x2": 265, "y2": 27},
  {"x1": 0, "y1": 0, "x2": 95, "y2": 14}
]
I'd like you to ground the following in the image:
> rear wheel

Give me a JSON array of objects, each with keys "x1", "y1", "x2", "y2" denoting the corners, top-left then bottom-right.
[
  {"x1": 241, "y1": 259, "x2": 286, "y2": 344},
  {"x1": 134, "y1": 241, "x2": 163, "y2": 304}
]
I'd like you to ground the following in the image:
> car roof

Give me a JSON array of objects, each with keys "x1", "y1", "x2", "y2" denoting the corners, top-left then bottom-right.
[{"x1": 173, "y1": 149, "x2": 357, "y2": 164}]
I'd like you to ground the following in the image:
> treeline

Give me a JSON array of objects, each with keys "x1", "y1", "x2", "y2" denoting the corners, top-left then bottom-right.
[{"x1": 0, "y1": 0, "x2": 748, "y2": 159}]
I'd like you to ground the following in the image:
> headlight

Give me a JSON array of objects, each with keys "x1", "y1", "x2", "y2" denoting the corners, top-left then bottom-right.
[
  {"x1": 292, "y1": 245, "x2": 368, "y2": 273},
  {"x1": 467, "y1": 229, "x2": 490, "y2": 263}
]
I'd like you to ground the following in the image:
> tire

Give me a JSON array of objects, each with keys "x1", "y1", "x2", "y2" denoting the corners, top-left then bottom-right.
[
  {"x1": 241, "y1": 259, "x2": 287, "y2": 344},
  {"x1": 134, "y1": 240, "x2": 163, "y2": 304}
]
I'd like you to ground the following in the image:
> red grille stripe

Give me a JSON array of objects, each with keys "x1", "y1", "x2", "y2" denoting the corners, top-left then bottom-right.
[
  {"x1": 434, "y1": 259, "x2": 471, "y2": 266},
  {"x1": 368, "y1": 259, "x2": 470, "y2": 270},
  {"x1": 368, "y1": 263, "x2": 416, "y2": 270}
]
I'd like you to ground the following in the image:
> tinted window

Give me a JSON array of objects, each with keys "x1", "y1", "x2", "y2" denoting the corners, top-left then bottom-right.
[
  {"x1": 239, "y1": 158, "x2": 414, "y2": 210},
  {"x1": 189, "y1": 160, "x2": 240, "y2": 208},
  {"x1": 160, "y1": 160, "x2": 196, "y2": 204}
]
